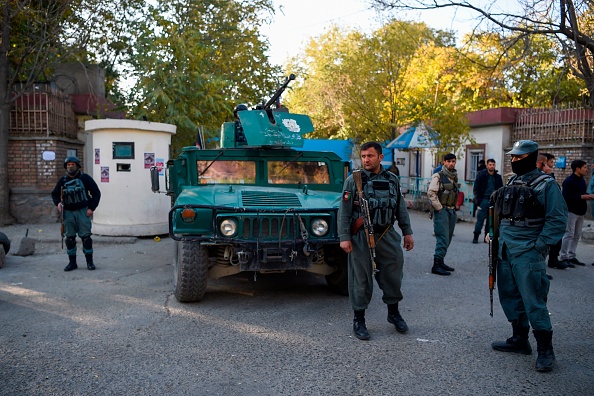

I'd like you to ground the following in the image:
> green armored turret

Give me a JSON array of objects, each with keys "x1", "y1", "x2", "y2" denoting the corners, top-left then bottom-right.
[{"x1": 221, "y1": 74, "x2": 314, "y2": 148}]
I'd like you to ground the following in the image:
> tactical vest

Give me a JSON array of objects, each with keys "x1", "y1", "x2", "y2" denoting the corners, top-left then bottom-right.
[
  {"x1": 438, "y1": 171, "x2": 458, "y2": 207},
  {"x1": 361, "y1": 172, "x2": 401, "y2": 227},
  {"x1": 490, "y1": 174, "x2": 550, "y2": 226},
  {"x1": 62, "y1": 175, "x2": 88, "y2": 206}
]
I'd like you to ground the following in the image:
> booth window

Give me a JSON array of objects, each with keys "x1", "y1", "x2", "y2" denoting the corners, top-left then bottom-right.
[
  {"x1": 113, "y1": 142, "x2": 135, "y2": 159},
  {"x1": 465, "y1": 144, "x2": 485, "y2": 181}
]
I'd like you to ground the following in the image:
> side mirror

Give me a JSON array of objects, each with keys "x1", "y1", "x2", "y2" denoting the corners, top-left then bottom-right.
[{"x1": 150, "y1": 166, "x2": 160, "y2": 192}]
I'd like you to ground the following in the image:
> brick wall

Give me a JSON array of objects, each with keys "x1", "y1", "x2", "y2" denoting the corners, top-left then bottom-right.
[{"x1": 8, "y1": 137, "x2": 84, "y2": 223}]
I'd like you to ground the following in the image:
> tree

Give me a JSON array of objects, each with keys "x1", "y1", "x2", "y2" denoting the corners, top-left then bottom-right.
[
  {"x1": 285, "y1": 20, "x2": 472, "y2": 148},
  {"x1": 370, "y1": 0, "x2": 594, "y2": 106},
  {"x1": 126, "y1": 0, "x2": 281, "y2": 153},
  {"x1": 0, "y1": 0, "x2": 81, "y2": 225}
]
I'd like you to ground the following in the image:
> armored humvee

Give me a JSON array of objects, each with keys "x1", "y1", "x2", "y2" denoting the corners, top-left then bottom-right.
[{"x1": 152, "y1": 75, "x2": 349, "y2": 302}]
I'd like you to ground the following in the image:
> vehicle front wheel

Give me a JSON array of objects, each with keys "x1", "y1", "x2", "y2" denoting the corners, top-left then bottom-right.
[
  {"x1": 173, "y1": 240, "x2": 209, "y2": 302},
  {"x1": 325, "y1": 249, "x2": 348, "y2": 296},
  {"x1": 0, "y1": 232, "x2": 11, "y2": 255}
]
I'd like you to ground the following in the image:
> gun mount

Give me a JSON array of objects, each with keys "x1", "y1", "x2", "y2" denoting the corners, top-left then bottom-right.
[{"x1": 221, "y1": 74, "x2": 312, "y2": 149}]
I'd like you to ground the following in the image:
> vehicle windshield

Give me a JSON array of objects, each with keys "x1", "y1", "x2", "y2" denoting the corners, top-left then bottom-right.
[
  {"x1": 268, "y1": 161, "x2": 330, "y2": 184},
  {"x1": 197, "y1": 160, "x2": 256, "y2": 184}
]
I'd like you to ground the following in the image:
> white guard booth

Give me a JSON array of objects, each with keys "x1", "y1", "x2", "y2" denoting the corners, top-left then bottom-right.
[{"x1": 85, "y1": 119, "x2": 176, "y2": 236}]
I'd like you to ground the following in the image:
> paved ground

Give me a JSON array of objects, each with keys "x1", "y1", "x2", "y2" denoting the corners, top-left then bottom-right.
[{"x1": 1, "y1": 211, "x2": 593, "y2": 395}]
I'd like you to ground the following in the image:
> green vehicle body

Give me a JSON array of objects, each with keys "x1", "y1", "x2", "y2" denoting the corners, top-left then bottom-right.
[{"x1": 157, "y1": 76, "x2": 349, "y2": 302}]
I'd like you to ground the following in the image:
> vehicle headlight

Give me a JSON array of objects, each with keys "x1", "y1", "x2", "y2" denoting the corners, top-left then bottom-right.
[
  {"x1": 311, "y1": 218, "x2": 329, "y2": 237},
  {"x1": 220, "y1": 218, "x2": 238, "y2": 237}
]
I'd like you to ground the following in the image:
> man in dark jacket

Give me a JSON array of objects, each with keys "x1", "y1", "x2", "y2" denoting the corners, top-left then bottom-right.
[
  {"x1": 558, "y1": 160, "x2": 594, "y2": 267},
  {"x1": 51, "y1": 156, "x2": 101, "y2": 271},
  {"x1": 472, "y1": 159, "x2": 503, "y2": 243}
]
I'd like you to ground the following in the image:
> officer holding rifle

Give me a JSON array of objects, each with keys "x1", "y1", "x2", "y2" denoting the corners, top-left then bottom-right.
[
  {"x1": 489, "y1": 140, "x2": 567, "y2": 372},
  {"x1": 338, "y1": 141, "x2": 414, "y2": 340}
]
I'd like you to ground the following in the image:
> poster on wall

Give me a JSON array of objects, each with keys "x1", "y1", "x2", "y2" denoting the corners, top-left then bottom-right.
[
  {"x1": 101, "y1": 166, "x2": 109, "y2": 183},
  {"x1": 95, "y1": 148, "x2": 100, "y2": 164},
  {"x1": 144, "y1": 152, "x2": 155, "y2": 169},
  {"x1": 156, "y1": 158, "x2": 165, "y2": 176}
]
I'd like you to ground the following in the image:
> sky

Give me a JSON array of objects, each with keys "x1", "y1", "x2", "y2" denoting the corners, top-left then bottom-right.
[{"x1": 260, "y1": 0, "x2": 487, "y2": 66}]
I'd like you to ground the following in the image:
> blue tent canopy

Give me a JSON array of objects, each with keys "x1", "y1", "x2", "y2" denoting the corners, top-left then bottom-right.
[{"x1": 387, "y1": 122, "x2": 439, "y2": 150}]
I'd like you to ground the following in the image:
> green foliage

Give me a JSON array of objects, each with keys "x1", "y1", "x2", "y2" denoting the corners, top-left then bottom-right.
[
  {"x1": 285, "y1": 20, "x2": 471, "y2": 149},
  {"x1": 125, "y1": 0, "x2": 281, "y2": 153}
]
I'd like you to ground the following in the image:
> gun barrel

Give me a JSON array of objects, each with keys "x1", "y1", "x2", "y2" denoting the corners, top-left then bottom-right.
[{"x1": 263, "y1": 74, "x2": 296, "y2": 110}]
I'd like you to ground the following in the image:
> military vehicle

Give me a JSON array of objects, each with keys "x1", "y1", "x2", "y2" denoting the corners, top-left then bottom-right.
[{"x1": 151, "y1": 74, "x2": 349, "y2": 302}]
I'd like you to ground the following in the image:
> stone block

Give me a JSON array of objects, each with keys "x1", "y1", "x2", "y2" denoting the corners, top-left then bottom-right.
[{"x1": 11, "y1": 236, "x2": 36, "y2": 256}]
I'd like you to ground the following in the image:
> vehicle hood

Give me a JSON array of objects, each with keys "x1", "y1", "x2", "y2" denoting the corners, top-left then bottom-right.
[{"x1": 175, "y1": 185, "x2": 341, "y2": 209}]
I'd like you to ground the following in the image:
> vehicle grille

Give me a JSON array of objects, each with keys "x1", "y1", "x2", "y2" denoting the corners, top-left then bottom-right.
[
  {"x1": 243, "y1": 217, "x2": 296, "y2": 239},
  {"x1": 241, "y1": 191, "x2": 302, "y2": 207}
]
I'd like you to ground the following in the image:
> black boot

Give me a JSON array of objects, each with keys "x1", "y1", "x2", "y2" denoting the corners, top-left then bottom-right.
[
  {"x1": 441, "y1": 260, "x2": 455, "y2": 272},
  {"x1": 492, "y1": 324, "x2": 532, "y2": 355},
  {"x1": 387, "y1": 304, "x2": 408, "y2": 333},
  {"x1": 548, "y1": 258, "x2": 567, "y2": 269},
  {"x1": 353, "y1": 310, "x2": 369, "y2": 340},
  {"x1": 64, "y1": 255, "x2": 78, "y2": 272},
  {"x1": 533, "y1": 330, "x2": 555, "y2": 372},
  {"x1": 431, "y1": 257, "x2": 450, "y2": 276},
  {"x1": 85, "y1": 254, "x2": 96, "y2": 270},
  {"x1": 472, "y1": 232, "x2": 479, "y2": 244}
]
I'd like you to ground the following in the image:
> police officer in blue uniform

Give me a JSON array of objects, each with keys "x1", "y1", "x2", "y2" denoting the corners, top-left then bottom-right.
[
  {"x1": 51, "y1": 156, "x2": 101, "y2": 271},
  {"x1": 490, "y1": 140, "x2": 567, "y2": 372},
  {"x1": 338, "y1": 142, "x2": 414, "y2": 340}
]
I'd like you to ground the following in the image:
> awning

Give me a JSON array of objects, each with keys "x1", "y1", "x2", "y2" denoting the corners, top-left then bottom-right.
[{"x1": 387, "y1": 122, "x2": 439, "y2": 149}]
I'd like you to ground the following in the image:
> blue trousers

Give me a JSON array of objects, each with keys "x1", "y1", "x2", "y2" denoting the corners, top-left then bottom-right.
[
  {"x1": 433, "y1": 208, "x2": 456, "y2": 260},
  {"x1": 497, "y1": 244, "x2": 551, "y2": 331}
]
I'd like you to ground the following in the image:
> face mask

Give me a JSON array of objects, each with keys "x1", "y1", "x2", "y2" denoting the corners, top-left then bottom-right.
[
  {"x1": 67, "y1": 166, "x2": 79, "y2": 176},
  {"x1": 511, "y1": 151, "x2": 538, "y2": 176}
]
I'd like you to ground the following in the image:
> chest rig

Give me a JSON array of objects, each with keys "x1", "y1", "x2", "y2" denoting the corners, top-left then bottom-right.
[
  {"x1": 438, "y1": 171, "x2": 458, "y2": 207},
  {"x1": 490, "y1": 174, "x2": 550, "y2": 226},
  {"x1": 358, "y1": 172, "x2": 401, "y2": 227},
  {"x1": 62, "y1": 175, "x2": 88, "y2": 206}
]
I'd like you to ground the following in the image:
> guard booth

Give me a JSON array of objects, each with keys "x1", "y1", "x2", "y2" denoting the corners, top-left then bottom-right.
[{"x1": 85, "y1": 119, "x2": 176, "y2": 236}]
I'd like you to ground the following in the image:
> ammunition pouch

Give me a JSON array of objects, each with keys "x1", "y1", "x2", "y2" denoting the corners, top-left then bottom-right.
[
  {"x1": 490, "y1": 174, "x2": 549, "y2": 226},
  {"x1": 351, "y1": 217, "x2": 365, "y2": 235}
]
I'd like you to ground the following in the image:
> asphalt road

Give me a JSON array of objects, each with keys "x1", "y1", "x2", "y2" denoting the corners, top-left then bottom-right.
[{"x1": 1, "y1": 211, "x2": 593, "y2": 395}]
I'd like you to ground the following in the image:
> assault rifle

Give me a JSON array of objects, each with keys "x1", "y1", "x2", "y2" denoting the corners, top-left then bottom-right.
[
  {"x1": 488, "y1": 205, "x2": 499, "y2": 317},
  {"x1": 60, "y1": 187, "x2": 65, "y2": 249},
  {"x1": 353, "y1": 170, "x2": 378, "y2": 273}
]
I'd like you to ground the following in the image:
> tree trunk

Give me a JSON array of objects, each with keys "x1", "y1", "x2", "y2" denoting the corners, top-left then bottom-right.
[{"x1": 0, "y1": 2, "x2": 15, "y2": 225}]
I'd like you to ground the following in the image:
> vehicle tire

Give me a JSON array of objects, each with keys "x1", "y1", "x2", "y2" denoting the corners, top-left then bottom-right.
[
  {"x1": 173, "y1": 239, "x2": 209, "y2": 302},
  {"x1": 0, "y1": 232, "x2": 10, "y2": 255},
  {"x1": 325, "y1": 249, "x2": 348, "y2": 296}
]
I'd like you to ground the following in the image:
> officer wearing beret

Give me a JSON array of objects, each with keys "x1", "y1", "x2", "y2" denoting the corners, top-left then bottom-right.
[{"x1": 490, "y1": 140, "x2": 567, "y2": 372}]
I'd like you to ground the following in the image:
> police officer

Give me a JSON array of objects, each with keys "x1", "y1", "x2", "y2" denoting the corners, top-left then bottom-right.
[
  {"x1": 428, "y1": 153, "x2": 459, "y2": 276},
  {"x1": 51, "y1": 156, "x2": 101, "y2": 271},
  {"x1": 338, "y1": 142, "x2": 414, "y2": 340},
  {"x1": 490, "y1": 140, "x2": 567, "y2": 372}
]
